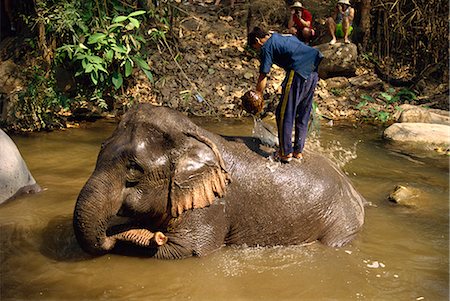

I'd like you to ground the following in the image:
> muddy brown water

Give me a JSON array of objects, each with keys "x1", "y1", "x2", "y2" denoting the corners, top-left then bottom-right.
[{"x1": 1, "y1": 118, "x2": 448, "y2": 301}]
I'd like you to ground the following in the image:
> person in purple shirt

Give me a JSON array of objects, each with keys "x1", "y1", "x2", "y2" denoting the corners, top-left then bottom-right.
[{"x1": 248, "y1": 27, "x2": 323, "y2": 163}]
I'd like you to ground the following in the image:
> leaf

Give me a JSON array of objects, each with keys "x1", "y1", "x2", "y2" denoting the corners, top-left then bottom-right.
[
  {"x1": 108, "y1": 23, "x2": 125, "y2": 31},
  {"x1": 142, "y1": 68, "x2": 154, "y2": 83},
  {"x1": 356, "y1": 100, "x2": 368, "y2": 109},
  {"x1": 377, "y1": 111, "x2": 390, "y2": 123},
  {"x1": 134, "y1": 57, "x2": 150, "y2": 70},
  {"x1": 112, "y1": 16, "x2": 128, "y2": 23},
  {"x1": 88, "y1": 33, "x2": 106, "y2": 44},
  {"x1": 112, "y1": 44, "x2": 128, "y2": 54},
  {"x1": 88, "y1": 55, "x2": 104, "y2": 64},
  {"x1": 96, "y1": 64, "x2": 108, "y2": 74},
  {"x1": 82, "y1": 58, "x2": 88, "y2": 69},
  {"x1": 79, "y1": 43, "x2": 88, "y2": 50},
  {"x1": 361, "y1": 94, "x2": 375, "y2": 102},
  {"x1": 105, "y1": 49, "x2": 114, "y2": 61},
  {"x1": 112, "y1": 72, "x2": 123, "y2": 90},
  {"x1": 380, "y1": 92, "x2": 393, "y2": 102},
  {"x1": 125, "y1": 60, "x2": 132, "y2": 77},
  {"x1": 90, "y1": 72, "x2": 98, "y2": 85},
  {"x1": 125, "y1": 22, "x2": 135, "y2": 31},
  {"x1": 128, "y1": 10, "x2": 146, "y2": 17},
  {"x1": 128, "y1": 17, "x2": 140, "y2": 28},
  {"x1": 85, "y1": 63, "x2": 94, "y2": 73}
]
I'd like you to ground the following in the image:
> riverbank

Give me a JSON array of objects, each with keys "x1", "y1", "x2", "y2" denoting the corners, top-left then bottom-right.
[{"x1": 0, "y1": 0, "x2": 448, "y2": 131}]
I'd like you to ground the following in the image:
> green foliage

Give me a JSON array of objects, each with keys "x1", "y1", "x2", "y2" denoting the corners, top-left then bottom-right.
[
  {"x1": 357, "y1": 88, "x2": 417, "y2": 123},
  {"x1": 12, "y1": 67, "x2": 65, "y2": 131},
  {"x1": 56, "y1": 8, "x2": 153, "y2": 96},
  {"x1": 330, "y1": 88, "x2": 344, "y2": 96},
  {"x1": 28, "y1": 0, "x2": 170, "y2": 113}
]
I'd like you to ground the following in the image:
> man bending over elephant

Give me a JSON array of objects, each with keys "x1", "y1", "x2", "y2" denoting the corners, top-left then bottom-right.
[{"x1": 248, "y1": 27, "x2": 323, "y2": 163}]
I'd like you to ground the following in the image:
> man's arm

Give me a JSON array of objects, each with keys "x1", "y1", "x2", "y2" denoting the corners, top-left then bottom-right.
[
  {"x1": 347, "y1": 7, "x2": 355, "y2": 23},
  {"x1": 256, "y1": 73, "x2": 267, "y2": 94},
  {"x1": 288, "y1": 13, "x2": 297, "y2": 34}
]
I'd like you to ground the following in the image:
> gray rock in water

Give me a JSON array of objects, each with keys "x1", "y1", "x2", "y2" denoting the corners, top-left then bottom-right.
[
  {"x1": 0, "y1": 129, "x2": 41, "y2": 204},
  {"x1": 383, "y1": 123, "x2": 450, "y2": 147},
  {"x1": 397, "y1": 104, "x2": 450, "y2": 125}
]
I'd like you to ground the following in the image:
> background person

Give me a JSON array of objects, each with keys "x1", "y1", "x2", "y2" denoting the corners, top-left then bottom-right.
[
  {"x1": 248, "y1": 27, "x2": 323, "y2": 163},
  {"x1": 326, "y1": 0, "x2": 354, "y2": 44},
  {"x1": 287, "y1": 1, "x2": 315, "y2": 44}
]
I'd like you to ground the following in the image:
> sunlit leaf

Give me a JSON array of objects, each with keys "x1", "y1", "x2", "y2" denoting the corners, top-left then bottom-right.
[
  {"x1": 356, "y1": 100, "x2": 368, "y2": 109},
  {"x1": 142, "y1": 68, "x2": 153, "y2": 83},
  {"x1": 380, "y1": 92, "x2": 393, "y2": 102},
  {"x1": 134, "y1": 57, "x2": 150, "y2": 70},
  {"x1": 128, "y1": 17, "x2": 140, "y2": 28},
  {"x1": 112, "y1": 16, "x2": 128, "y2": 23},
  {"x1": 112, "y1": 72, "x2": 123, "y2": 89},
  {"x1": 90, "y1": 72, "x2": 98, "y2": 85},
  {"x1": 128, "y1": 10, "x2": 146, "y2": 17},
  {"x1": 125, "y1": 60, "x2": 132, "y2": 77},
  {"x1": 105, "y1": 49, "x2": 114, "y2": 61},
  {"x1": 88, "y1": 33, "x2": 106, "y2": 44},
  {"x1": 361, "y1": 94, "x2": 375, "y2": 102},
  {"x1": 85, "y1": 63, "x2": 94, "y2": 73}
]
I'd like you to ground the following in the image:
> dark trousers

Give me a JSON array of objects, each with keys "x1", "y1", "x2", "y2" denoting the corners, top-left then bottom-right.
[{"x1": 276, "y1": 70, "x2": 319, "y2": 156}]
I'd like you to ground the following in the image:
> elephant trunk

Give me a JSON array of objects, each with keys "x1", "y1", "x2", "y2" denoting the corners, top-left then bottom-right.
[
  {"x1": 112, "y1": 229, "x2": 156, "y2": 247},
  {"x1": 73, "y1": 172, "x2": 121, "y2": 255}
]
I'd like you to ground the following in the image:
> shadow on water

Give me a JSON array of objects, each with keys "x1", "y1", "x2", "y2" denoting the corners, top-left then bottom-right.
[{"x1": 39, "y1": 216, "x2": 94, "y2": 262}]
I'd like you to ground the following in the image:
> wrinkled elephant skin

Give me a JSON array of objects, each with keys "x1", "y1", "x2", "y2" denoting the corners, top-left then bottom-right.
[
  {"x1": 0, "y1": 129, "x2": 41, "y2": 204},
  {"x1": 73, "y1": 104, "x2": 365, "y2": 258}
]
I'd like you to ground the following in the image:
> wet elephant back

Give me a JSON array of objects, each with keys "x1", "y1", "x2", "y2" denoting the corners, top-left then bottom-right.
[{"x1": 217, "y1": 136, "x2": 365, "y2": 247}]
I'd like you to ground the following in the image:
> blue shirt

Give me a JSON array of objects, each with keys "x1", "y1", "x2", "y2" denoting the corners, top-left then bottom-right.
[{"x1": 259, "y1": 33, "x2": 323, "y2": 79}]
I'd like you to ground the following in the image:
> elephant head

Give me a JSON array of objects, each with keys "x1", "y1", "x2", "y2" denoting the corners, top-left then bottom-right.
[{"x1": 73, "y1": 105, "x2": 230, "y2": 255}]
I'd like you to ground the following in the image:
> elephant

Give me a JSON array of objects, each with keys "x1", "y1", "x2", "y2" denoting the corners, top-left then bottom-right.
[
  {"x1": 73, "y1": 104, "x2": 365, "y2": 258},
  {"x1": 0, "y1": 129, "x2": 41, "y2": 204}
]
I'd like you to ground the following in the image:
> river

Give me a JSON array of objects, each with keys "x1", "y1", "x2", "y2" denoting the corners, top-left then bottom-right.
[{"x1": 1, "y1": 117, "x2": 448, "y2": 300}]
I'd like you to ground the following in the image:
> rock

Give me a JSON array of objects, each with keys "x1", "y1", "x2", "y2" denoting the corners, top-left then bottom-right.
[
  {"x1": 324, "y1": 77, "x2": 349, "y2": 89},
  {"x1": 383, "y1": 123, "x2": 450, "y2": 147},
  {"x1": 397, "y1": 104, "x2": 450, "y2": 125},
  {"x1": 388, "y1": 185, "x2": 420, "y2": 207},
  {"x1": 315, "y1": 42, "x2": 358, "y2": 79},
  {"x1": 0, "y1": 129, "x2": 41, "y2": 204},
  {"x1": 348, "y1": 74, "x2": 384, "y2": 91}
]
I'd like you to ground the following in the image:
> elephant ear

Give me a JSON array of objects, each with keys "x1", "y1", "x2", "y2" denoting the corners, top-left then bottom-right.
[{"x1": 170, "y1": 131, "x2": 231, "y2": 217}]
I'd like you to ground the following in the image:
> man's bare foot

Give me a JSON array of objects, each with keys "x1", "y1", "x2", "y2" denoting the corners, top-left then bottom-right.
[
  {"x1": 344, "y1": 38, "x2": 351, "y2": 44},
  {"x1": 293, "y1": 152, "x2": 304, "y2": 162},
  {"x1": 329, "y1": 38, "x2": 336, "y2": 45}
]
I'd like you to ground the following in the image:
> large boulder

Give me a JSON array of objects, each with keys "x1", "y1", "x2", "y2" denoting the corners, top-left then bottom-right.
[
  {"x1": 397, "y1": 104, "x2": 450, "y2": 125},
  {"x1": 383, "y1": 123, "x2": 450, "y2": 147},
  {"x1": 315, "y1": 42, "x2": 358, "y2": 79},
  {"x1": 0, "y1": 129, "x2": 41, "y2": 204}
]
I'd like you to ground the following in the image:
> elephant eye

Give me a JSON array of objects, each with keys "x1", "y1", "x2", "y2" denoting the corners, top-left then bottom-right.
[
  {"x1": 126, "y1": 160, "x2": 144, "y2": 186},
  {"x1": 127, "y1": 160, "x2": 144, "y2": 173}
]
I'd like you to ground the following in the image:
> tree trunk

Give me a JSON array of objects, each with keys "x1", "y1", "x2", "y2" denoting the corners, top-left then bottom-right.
[{"x1": 360, "y1": 0, "x2": 371, "y2": 50}]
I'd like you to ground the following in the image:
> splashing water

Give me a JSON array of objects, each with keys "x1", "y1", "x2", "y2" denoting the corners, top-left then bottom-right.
[
  {"x1": 251, "y1": 119, "x2": 358, "y2": 168},
  {"x1": 307, "y1": 132, "x2": 359, "y2": 168},
  {"x1": 252, "y1": 117, "x2": 279, "y2": 148}
]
